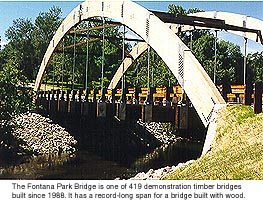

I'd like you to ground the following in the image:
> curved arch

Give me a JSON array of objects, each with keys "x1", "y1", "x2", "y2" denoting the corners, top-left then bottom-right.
[
  {"x1": 110, "y1": 11, "x2": 263, "y2": 91},
  {"x1": 34, "y1": 0, "x2": 225, "y2": 127},
  {"x1": 108, "y1": 41, "x2": 148, "y2": 89}
]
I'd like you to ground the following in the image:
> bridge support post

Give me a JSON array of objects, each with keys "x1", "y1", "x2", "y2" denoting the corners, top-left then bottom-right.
[
  {"x1": 82, "y1": 89, "x2": 89, "y2": 116},
  {"x1": 254, "y1": 82, "x2": 262, "y2": 114},
  {"x1": 143, "y1": 87, "x2": 154, "y2": 123},
  {"x1": 85, "y1": 89, "x2": 96, "y2": 119},
  {"x1": 222, "y1": 83, "x2": 231, "y2": 102},
  {"x1": 245, "y1": 83, "x2": 253, "y2": 105},
  {"x1": 120, "y1": 88, "x2": 141, "y2": 121},
  {"x1": 116, "y1": 102, "x2": 126, "y2": 121},
  {"x1": 50, "y1": 89, "x2": 58, "y2": 114},
  {"x1": 116, "y1": 88, "x2": 127, "y2": 121},
  {"x1": 143, "y1": 105, "x2": 152, "y2": 123},
  {"x1": 111, "y1": 89, "x2": 116, "y2": 104},
  {"x1": 68, "y1": 90, "x2": 77, "y2": 114},
  {"x1": 93, "y1": 89, "x2": 97, "y2": 103},
  {"x1": 76, "y1": 90, "x2": 82, "y2": 115},
  {"x1": 178, "y1": 105, "x2": 189, "y2": 130},
  {"x1": 97, "y1": 89, "x2": 107, "y2": 118},
  {"x1": 133, "y1": 87, "x2": 140, "y2": 106},
  {"x1": 66, "y1": 90, "x2": 70, "y2": 113},
  {"x1": 47, "y1": 90, "x2": 51, "y2": 113},
  {"x1": 36, "y1": 91, "x2": 42, "y2": 108},
  {"x1": 38, "y1": 90, "x2": 49, "y2": 114},
  {"x1": 56, "y1": 89, "x2": 60, "y2": 112},
  {"x1": 59, "y1": 90, "x2": 67, "y2": 113}
]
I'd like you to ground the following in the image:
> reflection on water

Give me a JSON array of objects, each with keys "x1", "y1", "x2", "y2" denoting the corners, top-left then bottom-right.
[
  {"x1": 0, "y1": 139, "x2": 202, "y2": 179},
  {"x1": 0, "y1": 154, "x2": 74, "y2": 179},
  {"x1": 131, "y1": 139, "x2": 202, "y2": 173}
]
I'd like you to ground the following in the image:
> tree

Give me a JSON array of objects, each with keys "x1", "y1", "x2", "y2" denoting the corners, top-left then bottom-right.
[
  {"x1": 0, "y1": 48, "x2": 6, "y2": 70},
  {"x1": 191, "y1": 32, "x2": 243, "y2": 85},
  {"x1": 0, "y1": 56, "x2": 33, "y2": 119},
  {"x1": 125, "y1": 48, "x2": 177, "y2": 88},
  {"x1": 125, "y1": 5, "x2": 209, "y2": 88},
  {"x1": 168, "y1": 5, "x2": 187, "y2": 15},
  {"x1": 5, "y1": 18, "x2": 36, "y2": 80},
  {"x1": 247, "y1": 51, "x2": 263, "y2": 83},
  {"x1": 0, "y1": 54, "x2": 34, "y2": 161},
  {"x1": 32, "y1": 6, "x2": 62, "y2": 77},
  {"x1": 3, "y1": 7, "x2": 63, "y2": 81},
  {"x1": 216, "y1": 40, "x2": 243, "y2": 84}
]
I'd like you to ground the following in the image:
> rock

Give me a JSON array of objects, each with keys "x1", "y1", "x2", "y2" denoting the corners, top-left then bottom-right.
[
  {"x1": 129, "y1": 159, "x2": 195, "y2": 180},
  {"x1": 131, "y1": 172, "x2": 147, "y2": 180},
  {"x1": 12, "y1": 112, "x2": 77, "y2": 156},
  {"x1": 136, "y1": 119, "x2": 177, "y2": 144}
]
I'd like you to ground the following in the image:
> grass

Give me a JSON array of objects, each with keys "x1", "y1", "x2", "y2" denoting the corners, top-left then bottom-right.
[{"x1": 164, "y1": 105, "x2": 263, "y2": 180}]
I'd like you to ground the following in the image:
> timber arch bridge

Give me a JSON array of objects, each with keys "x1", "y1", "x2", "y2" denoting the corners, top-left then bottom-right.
[{"x1": 34, "y1": 0, "x2": 263, "y2": 154}]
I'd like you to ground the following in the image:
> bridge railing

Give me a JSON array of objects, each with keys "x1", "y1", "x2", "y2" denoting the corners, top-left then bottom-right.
[
  {"x1": 35, "y1": 83, "x2": 263, "y2": 132},
  {"x1": 35, "y1": 86, "x2": 201, "y2": 131}
]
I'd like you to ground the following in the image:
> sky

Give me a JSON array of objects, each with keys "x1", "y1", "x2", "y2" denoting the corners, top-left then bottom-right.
[{"x1": 0, "y1": 1, "x2": 263, "y2": 53}]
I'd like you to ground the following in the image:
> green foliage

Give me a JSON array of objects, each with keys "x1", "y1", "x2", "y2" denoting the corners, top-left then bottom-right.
[
  {"x1": 168, "y1": 4, "x2": 203, "y2": 15},
  {"x1": 5, "y1": 18, "x2": 36, "y2": 80},
  {"x1": 216, "y1": 40, "x2": 243, "y2": 84},
  {"x1": 125, "y1": 48, "x2": 177, "y2": 87},
  {"x1": 192, "y1": 34, "x2": 215, "y2": 68},
  {"x1": 3, "y1": 7, "x2": 62, "y2": 81},
  {"x1": 33, "y1": 6, "x2": 62, "y2": 67},
  {"x1": 191, "y1": 33, "x2": 243, "y2": 85},
  {"x1": 5, "y1": 18, "x2": 34, "y2": 41},
  {"x1": 0, "y1": 58, "x2": 33, "y2": 119},
  {"x1": 1, "y1": 19, "x2": 35, "y2": 155},
  {"x1": 0, "y1": 53, "x2": 34, "y2": 161},
  {"x1": 247, "y1": 51, "x2": 263, "y2": 83},
  {"x1": 168, "y1": 5, "x2": 187, "y2": 15}
]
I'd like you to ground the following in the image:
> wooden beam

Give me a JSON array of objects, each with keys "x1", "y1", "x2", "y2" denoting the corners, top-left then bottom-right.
[
  {"x1": 56, "y1": 38, "x2": 101, "y2": 51},
  {"x1": 69, "y1": 24, "x2": 120, "y2": 34},
  {"x1": 152, "y1": 10, "x2": 263, "y2": 44},
  {"x1": 189, "y1": 11, "x2": 263, "y2": 45},
  {"x1": 68, "y1": 32, "x2": 144, "y2": 42}
]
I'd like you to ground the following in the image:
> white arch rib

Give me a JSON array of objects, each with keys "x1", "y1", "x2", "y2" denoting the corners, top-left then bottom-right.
[
  {"x1": 34, "y1": 0, "x2": 225, "y2": 127},
  {"x1": 108, "y1": 42, "x2": 148, "y2": 89}
]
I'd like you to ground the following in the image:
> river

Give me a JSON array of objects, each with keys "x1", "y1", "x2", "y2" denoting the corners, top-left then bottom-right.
[{"x1": 0, "y1": 138, "x2": 202, "y2": 179}]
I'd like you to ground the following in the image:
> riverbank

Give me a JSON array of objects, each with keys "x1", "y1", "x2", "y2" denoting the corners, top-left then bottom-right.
[
  {"x1": 0, "y1": 112, "x2": 77, "y2": 167},
  {"x1": 0, "y1": 112, "x2": 78, "y2": 178},
  {"x1": 13, "y1": 112, "x2": 77, "y2": 155},
  {"x1": 1, "y1": 111, "x2": 202, "y2": 179},
  {"x1": 128, "y1": 160, "x2": 195, "y2": 180},
  {"x1": 164, "y1": 105, "x2": 263, "y2": 180}
]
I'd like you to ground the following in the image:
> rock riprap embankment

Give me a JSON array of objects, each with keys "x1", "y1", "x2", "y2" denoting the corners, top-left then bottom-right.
[
  {"x1": 137, "y1": 120, "x2": 177, "y2": 143},
  {"x1": 13, "y1": 112, "x2": 77, "y2": 155},
  {"x1": 130, "y1": 160, "x2": 195, "y2": 180}
]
